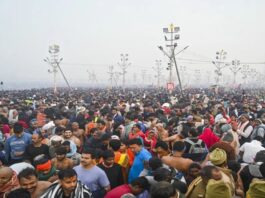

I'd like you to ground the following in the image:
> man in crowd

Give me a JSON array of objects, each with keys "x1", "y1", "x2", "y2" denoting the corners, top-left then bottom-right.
[
  {"x1": 210, "y1": 132, "x2": 236, "y2": 161},
  {"x1": 162, "y1": 141, "x2": 193, "y2": 173},
  {"x1": 72, "y1": 122, "x2": 85, "y2": 149},
  {"x1": 63, "y1": 130, "x2": 81, "y2": 149},
  {"x1": 236, "y1": 114, "x2": 253, "y2": 145},
  {"x1": 34, "y1": 155, "x2": 57, "y2": 182},
  {"x1": 4, "y1": 122, "x2": 32, "y2": 164},
  {"x1": 105, "y1": 177, "x2": 149, "y2": 198},
  {"x1": 239, "y1": 136, "x2": 265, "y2": 164},
  {"x1": 150, "y1": 181, "x2": 179, "y2": 198},
  {"x1": 128, "y1": 138, "x2": 151, "y2": 183},
  {"x1": 24, "y1": 129, "x2": 50, "y2": 163},
  {"x1": 18, "y1": 168, "x2": 51, "y2": 198},
  {"x1": 240, "y1": 150, "x2": 265, "y2": 193},
  {"x1": 250, "y1": 118, "x2": 265, "y2": 146},
  {"x1": 0, "y1": 167, "x2": 19, "y2": 198},
  {"x1": 51, "y1": 146, "x2": 74, "y2": 170},
  {"x1": 40, "y1": 168, "x2": 92, "y2": 198},
  {"x1": 154, "y1": 141, "x2": 170, "y2": 158},
  {"x1": 74, "y1": 149, "x2": 110, "y2": 198},
  {"x1": 186, "y1": 165, "x2": 222, "y2": 198},
  {"x1": 98, "y1": 150, "x2": 124, "y2": 189}
]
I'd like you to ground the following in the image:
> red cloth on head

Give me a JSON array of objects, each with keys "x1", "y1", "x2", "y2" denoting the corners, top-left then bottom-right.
[
  {"x1": 199, "y1": 128, "x2": 220, "y2": 149},
  {"x1": 36, "y1": 160, "x2": 51, "y2": 171}
]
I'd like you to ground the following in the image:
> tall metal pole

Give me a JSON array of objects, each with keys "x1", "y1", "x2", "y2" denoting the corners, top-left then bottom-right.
[
  {"x1": 118, "y1": 54, "x2": 130, "y2": 92},
  {"x1": 180, "y1": 66, "x2": 186, "y2": 86},
  {"x1": 241, "y1": 65, "x2": 250, "y2": 87},
  {"x1": 44, "y1": 45, "x2": 71, "y2": 94},
  {"x1": 0, "y1": 81, "x2": 3, "y2": 92},
  {"x1": 141, "y1": 69, "x2": 146, "y2": 87},
  {"x1": 169, "y1": 25, "x2": 174, "y2": 83},
  {"x1": 159, "y1": 24, "x2": 187, "y2": 97},
  {"x1": 153, "y1": 60, "x2": 162, "y2": 88},
  {"x1": 108, "y1": 65, "x2": 114, "y2": 89},
  {"x1": 230, "y1": 59, "x2": 241, "y2": 84},
  {"x1": 172, "y1": 51, "x2": 184, "y2": 97},
  {"x1": 57, "y1": 61, "x2": 71, "y2": 90},
  {"x1": 53, "y1": 68, "x2": 57, "y2": 93},
  {"x1": 212, "y1": 50, "x2": 228, "y2": 86}
]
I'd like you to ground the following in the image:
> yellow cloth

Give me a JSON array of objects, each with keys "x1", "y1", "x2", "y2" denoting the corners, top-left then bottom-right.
[
  {"x1": 206, "y1": 179, "x2": 232, "y2": 198},
  {"x1": 209, "y1": 148, "x2": 227, "y2": 165},
  {"x1": 246, "y1": 179, "x2": 265, "y2": 198},
  {"x1": 186, "y1": 177, "x2": 206, "y2": 198}
]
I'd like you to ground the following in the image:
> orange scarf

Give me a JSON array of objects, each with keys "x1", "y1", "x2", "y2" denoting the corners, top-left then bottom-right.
[{"x1": 0, "y1": 171, "x2": 19, "y2": 198}]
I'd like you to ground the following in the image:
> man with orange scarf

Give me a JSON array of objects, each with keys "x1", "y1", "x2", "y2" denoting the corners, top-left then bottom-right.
[
  {"x1": 34, "y1": 155, "x2": 57, "y2": 183},
  {"x1": 0, "y1": 167, "x2": 19, "y2": 198}
]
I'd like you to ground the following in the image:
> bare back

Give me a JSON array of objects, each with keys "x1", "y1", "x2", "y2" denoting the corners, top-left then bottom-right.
[
  {"x1": 32, "y1": 181, "x2": 51, "y2": 198},
  {"x1": 162, "y1": 156, "x2": 193, "y2": 173}
]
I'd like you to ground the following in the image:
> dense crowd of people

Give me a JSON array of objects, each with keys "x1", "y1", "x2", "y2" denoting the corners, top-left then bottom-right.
[{"x1": 0, "y1": 87, "x2": 265, "y2": 198}]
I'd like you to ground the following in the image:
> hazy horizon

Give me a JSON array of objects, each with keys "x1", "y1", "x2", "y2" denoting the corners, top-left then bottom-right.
[{"x1": 1, "y1": 0, "x2": 265, "y2": 89}]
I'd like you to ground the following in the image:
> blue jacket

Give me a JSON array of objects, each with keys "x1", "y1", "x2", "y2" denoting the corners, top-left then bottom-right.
[
  {"x1": 128, "y1": 148, "x2": 151, "y2": 183},
  {"x1": 5, "y1": 132, "x2": 32, "y2": 161}
]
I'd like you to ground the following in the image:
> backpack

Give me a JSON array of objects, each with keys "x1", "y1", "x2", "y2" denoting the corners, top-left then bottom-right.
[
  {"x1": 185, "y1": 139, "x2": 206, "y2": 154},
  {"x1": 253, "y1": 125, "x2": 265, "y2": 144}
]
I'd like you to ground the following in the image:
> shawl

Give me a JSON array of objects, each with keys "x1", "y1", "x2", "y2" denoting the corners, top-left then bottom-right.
[
  {"x1": 40, "y1": 180, "x2": 92, "y2": 198},
  {"x1": 0, "y1": 171, "x2": 19, "y2": 198}
]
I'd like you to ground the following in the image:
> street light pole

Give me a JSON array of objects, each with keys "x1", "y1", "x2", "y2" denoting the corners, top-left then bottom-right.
[
  {"x1": 158, "y1": 24, "x2": 188, "y2": 97},
  {"x1": 118, "y1": 54, "x2": 130, "y2": 92},
  {"x1": 141, "y1": 69, "x2": 146, "y2": 87},
  {"x1": 153, "y1": 60, "x2": 162, "y2": 88},
  {"x1": 241, "y1": 65, "x2": 250, "y2": 86},
  {"x1": 158, "y1": 45, "x2": 188, "y2": 98},
  {"x1": 212, "y1": 50, "x2": 228, "y2": 86},
  {"x1": 44, "y1": 45, "x2": 71, "y2": 94},
  {"x1": 108, "y1": 65, "x2": 114, "y2": 89},
  {"x1": 230, "y1": 59, "x2": 241, "y2": 84},
  {"x1": 0, "y1": 81, "x2": 3, "y2": 92},
  {"x1": 172, "y1": 47, "x2": 184, "y2": 97},
  {"x1": 180, "y1": 66, "x2": 186, "y2": 86},
  {"x1": 56, "y1": 59, "x2": 71, "y2": 90}
]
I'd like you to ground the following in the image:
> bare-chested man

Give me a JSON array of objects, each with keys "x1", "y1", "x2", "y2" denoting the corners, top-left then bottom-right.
[
  {"x1": 63, "y1": 130, "x2": 81, "y2": 148},
  {"x1": 71, "y1": 122, "x2": 85, "y2": 147},
  {"x1": 18, "y1": 168, "x2": 51, "y2": 198},
  {"x1": 52, "y1": 146, "x2": 74, "y2": 171},
  {"x1": 162, "y1": 141, "x2": 193, "y2": 173}
]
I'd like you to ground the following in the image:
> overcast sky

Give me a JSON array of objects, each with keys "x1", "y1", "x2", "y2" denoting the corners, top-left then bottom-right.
[{"x1": 0, "y1": 0, "x2": 265, "y2": 89}]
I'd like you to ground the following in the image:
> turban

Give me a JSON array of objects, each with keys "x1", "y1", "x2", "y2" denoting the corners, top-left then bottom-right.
[
  {"x1": 209, "y1": 148, "x2": 227, "y2": 166},
  {"x1": 206, "y1": 179, "x2": 232, "y2": 198},
  {"x1": 221, "y1": 124, "x2": 232, "y2": 133},
  {"x1": 36, "y1": 160, "x2": 51, "y2": 172},
  {"x1": 50, "y1": 135, "x2": 64, "y2": 142},
  {"x1": 247, "y1": 179, "x2": 265, "y2": 198}
]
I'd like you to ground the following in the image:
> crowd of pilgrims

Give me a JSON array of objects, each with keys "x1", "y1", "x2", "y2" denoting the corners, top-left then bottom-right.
[{"x1": 0, "y1": 87, "x2": 265, "y2": 198}]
